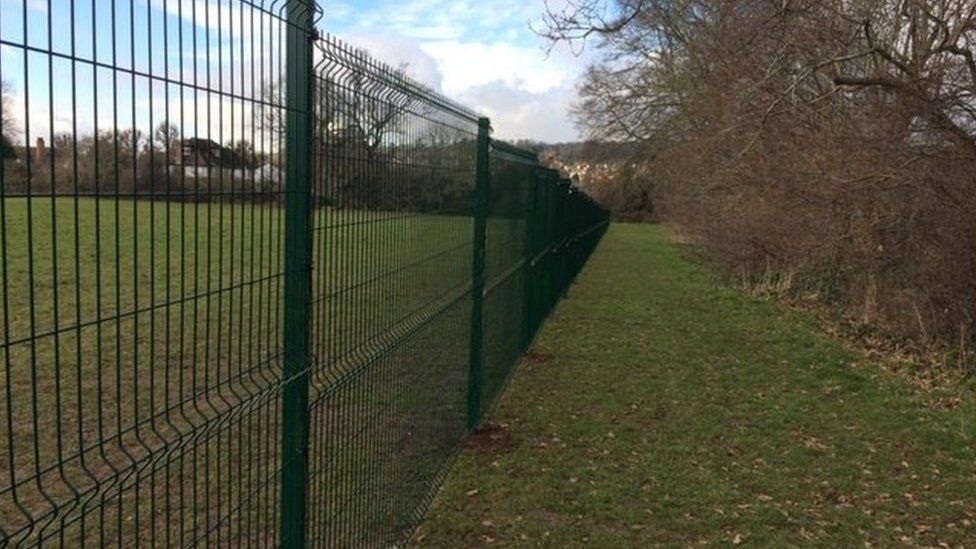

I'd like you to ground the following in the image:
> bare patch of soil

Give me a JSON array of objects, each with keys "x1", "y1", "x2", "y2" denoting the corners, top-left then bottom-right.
[{"x1": 466, "y1": 422, "x2": 517, "y2": 454}]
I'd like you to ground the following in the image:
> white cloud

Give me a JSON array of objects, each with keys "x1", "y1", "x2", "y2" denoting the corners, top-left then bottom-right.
[
  {"x1": 342, "y1": 34, "x2": 444, "y2": 91},
  {"x1": 323, "y1": 0, "x2": 587, "y2": 142},
  {"x1": 331, "y1": 31, "x2": 583, "y2": 142},
  {"x1": 421, "y1": 40, "x2": 570, "y2": 96},
  {"x1": 460, "y1": 80, "x2": 578, "y2": 143},
  {"x1": 2, "y1": 0, "x2": 589, "y2": 143}
]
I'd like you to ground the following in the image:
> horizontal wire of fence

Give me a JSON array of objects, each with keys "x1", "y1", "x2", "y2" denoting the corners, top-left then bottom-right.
[{"x1": 0, "y1": 0, "x2": 609, "y2": 545}]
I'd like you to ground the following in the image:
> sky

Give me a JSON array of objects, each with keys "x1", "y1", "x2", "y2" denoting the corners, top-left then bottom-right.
[
  {"x1": 0, "y1": 0, "x2": 588, "y2": 146},
  {"x1": 1, "y1": 0, "x2": 295, "y2": 147},
  {"x1": 324, "y1": 0, "x2": 587, "y2": 143}
]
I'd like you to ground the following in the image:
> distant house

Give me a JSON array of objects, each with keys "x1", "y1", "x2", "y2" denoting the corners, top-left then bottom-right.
[
  {"x1": 253, "y1": 163, "x2": 284, "y2": 192},
  {"x1": 175, "y1": 137, "x2": 248, "y2": 168},
  {"x1": 169, "y1": 138, "x2": 251, "y2": 181},
  {"x1": 8, "y1": 137, "x2": 46, "y2": 166}
]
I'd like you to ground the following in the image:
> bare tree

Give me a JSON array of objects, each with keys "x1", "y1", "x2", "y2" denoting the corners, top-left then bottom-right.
[
  {"x1": 258, "y1": 58, "x2": 418, "y2": 156},
  {"x1": 1, "y1": 80, "x2": 17, "y2": 158},
  {"x1": 154, "y1": 121, "x2": 181, "y2": 153},
  {"x1": 542, "y1": 0, "x2": 976, "y2": 345},
  {"x1": 826, "y1": 1, "x2": 976, "y2": 154},
  {"x1": 321, "y1": 60, "x2": 419, "y2": 158},
  {"x1": 257, "y1": 81, "x2": 286, "y2": 144}
]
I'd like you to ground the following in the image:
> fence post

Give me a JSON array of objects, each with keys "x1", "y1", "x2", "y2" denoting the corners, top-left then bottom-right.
[
  {"x1": 467, "y1": 117, "x2": 491, "y2": 432},
  {"x1": 281, "y1": 0, "x2": 314, "y2": 547}
]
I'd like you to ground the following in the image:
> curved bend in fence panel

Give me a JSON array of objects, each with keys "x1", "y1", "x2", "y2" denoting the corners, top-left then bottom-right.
[{"x1": 0, "y1": 2, "x2": 609, "y2": 545}]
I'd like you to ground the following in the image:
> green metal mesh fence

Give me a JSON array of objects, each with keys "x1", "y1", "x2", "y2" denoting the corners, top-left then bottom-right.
[{"x1": 0, "y1": 0, "x2": 609, "y2": 544}]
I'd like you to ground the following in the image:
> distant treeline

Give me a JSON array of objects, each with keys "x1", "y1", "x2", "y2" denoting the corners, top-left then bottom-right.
[{"x1": 0, "y1": 118, "x2": 474, "y2": 213}]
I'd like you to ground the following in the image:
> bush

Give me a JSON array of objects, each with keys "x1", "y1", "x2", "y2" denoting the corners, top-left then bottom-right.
[{"x1": 544, "y1": 0, "x2": 976, "y2": 345}]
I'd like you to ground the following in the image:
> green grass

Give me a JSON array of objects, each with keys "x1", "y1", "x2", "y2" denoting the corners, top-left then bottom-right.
[
  {"x1": 414, "y1": 223, "x2": 976, "y2": 547},
  {"x1": 0, "y1": 197, "x2": 489, "y2": 545}
]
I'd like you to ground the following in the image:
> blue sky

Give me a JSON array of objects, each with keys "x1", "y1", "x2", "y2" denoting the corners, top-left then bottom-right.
[
  {"x1": 0, "y1": 0, "x2": 585, "y2": 146},
  {"x1": 325, "y1": 0, "x2": 585, "y2": 142},
  {"x1": 2, "y1": 0, "x2": 291, "y2": 148}
]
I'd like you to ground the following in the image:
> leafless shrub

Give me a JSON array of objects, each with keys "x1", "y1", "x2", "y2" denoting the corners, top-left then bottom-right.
[{"x1": 543, "y1": 0, "x2": 976, "y2": 344}]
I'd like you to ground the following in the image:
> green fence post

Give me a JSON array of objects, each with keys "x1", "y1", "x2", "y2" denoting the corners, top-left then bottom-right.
[
  {"x1": 281, "y1": 0, "x2": 314, "y2": 547},
  {"x1": 467, "y1": 117, "x2": 491, "y2": 431}
]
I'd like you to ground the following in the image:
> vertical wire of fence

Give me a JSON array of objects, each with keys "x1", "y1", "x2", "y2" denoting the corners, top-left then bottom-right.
[{"x1": 0, "y1": 0, "x2": 609, "y2": 544}]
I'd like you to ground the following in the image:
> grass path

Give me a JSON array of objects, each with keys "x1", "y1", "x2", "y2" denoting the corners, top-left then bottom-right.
[{"x1": 415, "y1": 223, "x2": 976, "y2": 547}]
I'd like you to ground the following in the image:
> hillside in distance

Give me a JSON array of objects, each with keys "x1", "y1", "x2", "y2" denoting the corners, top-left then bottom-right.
[{"x1": 514, "y1": 140, "x2": 652, "y2": 221}]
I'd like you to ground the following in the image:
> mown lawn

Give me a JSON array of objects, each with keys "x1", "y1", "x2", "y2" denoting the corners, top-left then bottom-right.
[
  {"x1": 415, "y1": 223, "x2": 976, "y2": 547},
  {"x1": 0, "y1": 197, "x2": 481, "y2": 545}
]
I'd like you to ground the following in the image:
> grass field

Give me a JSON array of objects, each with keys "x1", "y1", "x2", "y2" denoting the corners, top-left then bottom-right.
[
  {"x1": 414, "y1": 223, "x2": 976, "y2": 547},
  {"x1": 0, "y1": 196, "x2": 501, "y2": 545}
]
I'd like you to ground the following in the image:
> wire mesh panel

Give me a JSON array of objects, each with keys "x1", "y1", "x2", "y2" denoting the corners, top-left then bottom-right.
[
  {"x1": 306, "y1": 36, "x2": 480, "y2": 547},
  {"x1": 0, "y1": 2, "x2": 608, "y2": 544},
  {"x1": 481, "y1": 144, "x2": 535, "y2": 412},
  {"x1": 547, "y1": 177, "x2": 607, "y2": 305},
  {"x1": 0, "y1": 0, "x2": 318, "y2": 543}
]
